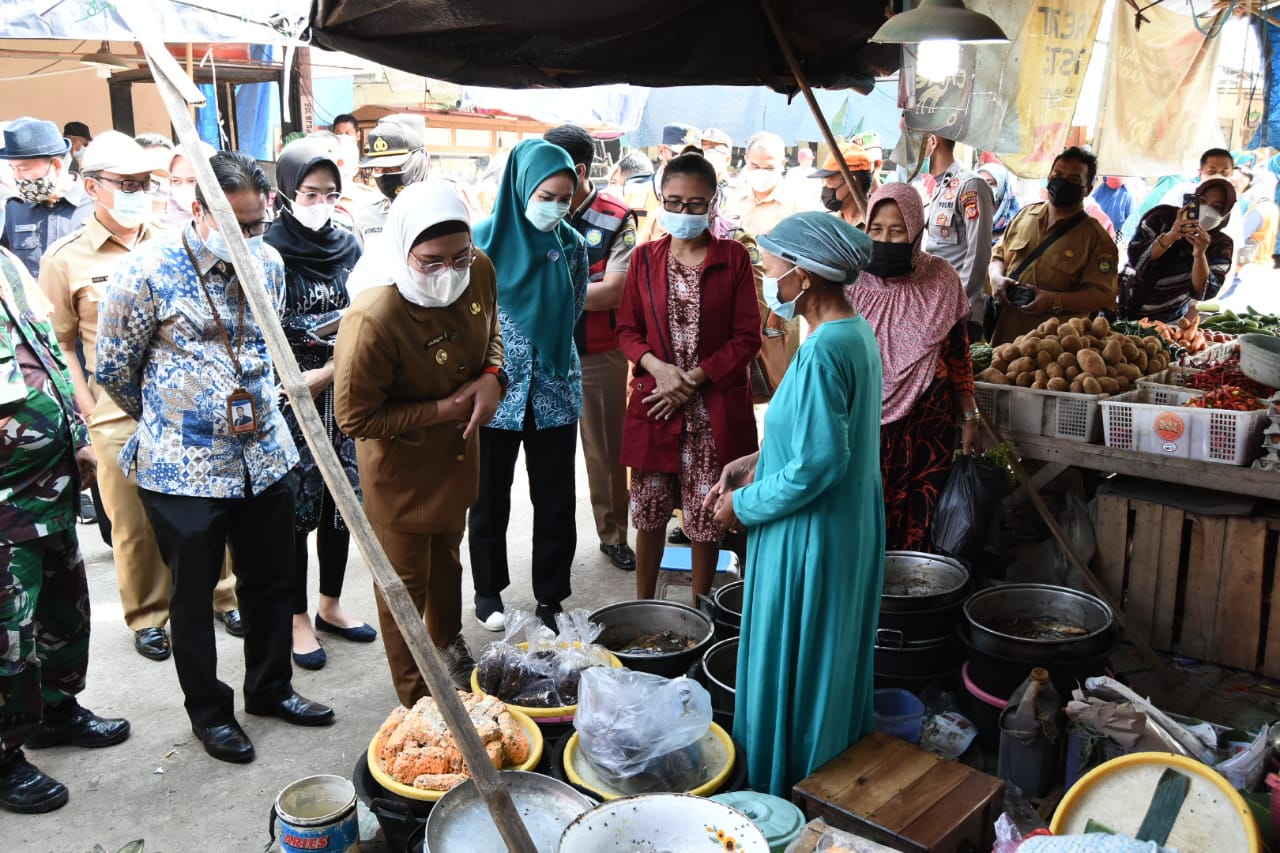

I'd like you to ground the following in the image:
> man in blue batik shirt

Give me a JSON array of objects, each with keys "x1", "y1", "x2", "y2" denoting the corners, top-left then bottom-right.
[{"x1": 96, "y1": 151, "x2": 335, "y2": 765}]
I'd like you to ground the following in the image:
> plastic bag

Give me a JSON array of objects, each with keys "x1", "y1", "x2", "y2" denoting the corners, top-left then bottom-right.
[
  {"x1": 575, "y1": 668, "x2": 712, "y2": 794},
  {"x1": 553, "y1": 610, "x2": 613, "y2": 704},
  {"x1": 812, "y1": 825, "x2": 901, "y2": 852},
  {"x1": 473, "y1": 609, "x2": 562, "y2": 707},
  {"x1": 929, "y1": 454, "x2": 1008, "y2": 561}
]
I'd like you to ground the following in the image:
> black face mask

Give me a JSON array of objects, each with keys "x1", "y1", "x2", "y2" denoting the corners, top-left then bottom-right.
[
  {"x1": 376, "y1": 171, "x2": 406, "y2": 201},
  {"x1": 821, "y1": 185, "x2": 843, "y2": 212},
  {"x1": 1047, "y1": 177, "x2": 1085, "y2": 208},
  {"x1": 866, "y1": 240, "x2": 915, "y2": 279}
]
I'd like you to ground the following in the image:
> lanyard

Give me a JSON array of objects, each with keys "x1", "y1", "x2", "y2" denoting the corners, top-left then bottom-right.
[{"x1": 182, "y1": 233, "x2": 247, "y2": 379}]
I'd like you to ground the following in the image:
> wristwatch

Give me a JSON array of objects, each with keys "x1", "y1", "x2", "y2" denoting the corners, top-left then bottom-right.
[{"x1": 483, "y1": 365, "x2": 510, "y2": 394}]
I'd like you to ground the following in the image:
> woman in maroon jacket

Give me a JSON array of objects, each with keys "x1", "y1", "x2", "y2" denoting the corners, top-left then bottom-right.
[{"x1": 616, "y1": 152, "x2": 762, "y2": 601}]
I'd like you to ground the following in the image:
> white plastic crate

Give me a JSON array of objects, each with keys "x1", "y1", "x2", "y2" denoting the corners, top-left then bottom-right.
[
  {"x1": 974, "y1": 382, "x2": 1106, "y2": 442},
  {"x1": 1099, "y1": 387, "x2": 1269, "y2": 466},
  {"x1": 1136, "y1": 365, "x2": 1202, "y2": 392}
]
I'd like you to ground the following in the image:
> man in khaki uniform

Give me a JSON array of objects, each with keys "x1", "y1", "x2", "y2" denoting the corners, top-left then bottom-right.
[
  {"x1": 988, "y1": 147, "x2": 1118, "y2": 345},
  {"x1": 38, "y1": 132, "x2": 238, "y2": 662}
]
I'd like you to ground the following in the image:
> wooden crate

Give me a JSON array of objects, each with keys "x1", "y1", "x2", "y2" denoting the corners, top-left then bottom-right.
[
  {"x1": 1093, "y1": 493, "x2": 1280, "y2": 675},
  {"x1": 791, "y1": 733, "x2": 1005, "y2": 853}
]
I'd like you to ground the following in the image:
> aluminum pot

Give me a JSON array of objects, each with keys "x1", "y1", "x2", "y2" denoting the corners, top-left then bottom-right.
[
  {"x1": 590, "y1": 600, "x2": 715, "y2": 678},
  {"x1": 697, "y1": 581, "x2": 745, "y2": 642},
  {"x1": 701, "y1": 637, "x2": 737, "y2": 713},
  {"x1": 964, "y1": 583, "x2": 1116, "y2": 662},
  {"x1": 423, "y1": 770, "x2": 593, "y2": 852},
  {"x1": 881, "y1": 551, "x2": 971, "y2": 612}
]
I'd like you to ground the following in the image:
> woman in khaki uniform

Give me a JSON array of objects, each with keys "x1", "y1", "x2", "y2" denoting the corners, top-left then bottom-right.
[{"x1": 334, "y1": 183, "x2": 505, "y2": 705}]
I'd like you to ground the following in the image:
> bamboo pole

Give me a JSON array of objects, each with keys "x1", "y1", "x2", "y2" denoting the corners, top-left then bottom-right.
[
  {"x1": 760, "y1": 0, "x2": 870, "y2": 215},
  {"x1": 121, "y1": 12, "x2": 537, "y2": 853}
]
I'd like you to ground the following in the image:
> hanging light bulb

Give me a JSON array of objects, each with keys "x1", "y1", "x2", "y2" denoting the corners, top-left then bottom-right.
[{"x1": 916, "y1": 39, "x2": 962, "y2": 82}]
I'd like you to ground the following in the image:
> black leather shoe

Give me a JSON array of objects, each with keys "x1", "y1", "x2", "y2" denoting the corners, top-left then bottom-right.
[
  {"x1": 244, "y1": 692, "x2": 335, "y2": 727},
  {"x1": 134, "y1": 627, "x2": 171, "y2": 661},
  {"x1": 0, "y1": 753, "x2": 68, "y2": 813},
  {"x1": 668, "y1": 526, "x2": 691, "y2": 545},
  {"x1": 600, "y1": 542, "x2": 637, "y2": 571},
  {"x1": 25, "y1": 703, "x2": 130, "y2": 749},
  {"x1": 214, "y1": 609, "x2": 246, "y2": 637},
  {"x1": 191, "y1": 721, "x2": 255, "y2": 763},
  {"x1": 77, "y1": 493, "x2": 96, "y2": 525},
  {"x1": 534, "y1": 602, "x2": 563, "y2": 632}
]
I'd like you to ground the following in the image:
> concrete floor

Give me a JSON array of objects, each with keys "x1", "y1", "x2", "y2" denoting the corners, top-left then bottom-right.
[{"x1": 9, "y1": 446, "x2": 646, "y2": 853}]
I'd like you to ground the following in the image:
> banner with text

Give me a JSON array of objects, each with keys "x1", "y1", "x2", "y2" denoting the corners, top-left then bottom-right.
[
  {"x1": 1095, "y1": 2, "x2": 1225, "y2": 176},
  {"x1": 899, "y1": 0, "x2": 1105, "y2": 178}
]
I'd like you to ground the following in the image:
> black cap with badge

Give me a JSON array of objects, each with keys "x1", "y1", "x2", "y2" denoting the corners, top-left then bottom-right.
[{"x1": 359, "y1": 116, "x2": 425, "y2": 169}]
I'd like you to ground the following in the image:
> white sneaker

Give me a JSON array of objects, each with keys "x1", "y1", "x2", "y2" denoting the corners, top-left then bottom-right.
[
  {"x1": 478, "y1": 609, "x2": 506, "y2": 632},
  {"x1": 475, "y1": 597, "x2": 506, "y2": 632}
]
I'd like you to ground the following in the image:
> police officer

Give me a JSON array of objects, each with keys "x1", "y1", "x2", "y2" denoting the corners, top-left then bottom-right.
[
  {"x1": 545, "y1": 124, "x2": 639, "y2": 572},
  {"x1": 924, "y1": 133, "x2": 993, "y2": 340},
  {"x1": 989, "y1": 147, "x2": 1118, "y2": 345},
  {"x1": 0, "y1": 246, "x2": 130, "y2": 814},
  {"x1": 352, "y1": 115, "x2": 428, "y2": 251},
  {"x1": 38, "y1": 132, "x2": 240, "y2": 662},
  {"x1": 0, "y1": 118, "x2": 93, "y2": 278}
]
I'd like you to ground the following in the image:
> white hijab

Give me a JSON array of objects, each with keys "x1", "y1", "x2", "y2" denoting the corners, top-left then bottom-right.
[{"x1": 345, "y1": 182, "x2": 471, "y2": 303}]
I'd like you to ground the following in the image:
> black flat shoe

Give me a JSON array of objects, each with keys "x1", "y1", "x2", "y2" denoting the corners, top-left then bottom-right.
[
  {"x1": 25, "y1": 703, "x2": 130, "y2": 749},
  {"x1": 600, "y1": 542, "x2": 637, "y2": 571},
  {"x1": 292, "y1": 646, "x2": 327, "y2": 670},
  {"x1": 133, "y1": 627, "x2": 170, "y2": 661},
  {"x1": 315, "y1": 614, "x2": 377, "y2": 643},
  {"x1": 0, "y1": 753, "x2": 68, "y2": 814},
  {"x1": 534, "y1": 602, "x2": 563, "y2": 632},
  {"x1": 214, "y1": 609, "x2": 246, "y2": 638},
  {"x1": 244, "y1": 691, "x2": 335, "y2": 727},
  {"x1": 191, "y1": 722, "x2": 254, "y2": 763},
  {"x1": 668, "y1": 526, "x2": 691, "y2": 545}
]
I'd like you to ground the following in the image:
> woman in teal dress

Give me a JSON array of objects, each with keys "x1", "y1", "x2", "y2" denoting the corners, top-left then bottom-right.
[{"x1": 708, "y1": 211, "x2": 885, "y2": 796}]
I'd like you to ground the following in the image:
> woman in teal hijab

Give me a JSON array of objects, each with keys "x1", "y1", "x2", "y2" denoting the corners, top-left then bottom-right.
[
  {"x1": 708, "y1": 211, "x2": 884, "y2": 797},
  {"x1": 469, "y1": 139, "x2": 589, "y2": 633}
]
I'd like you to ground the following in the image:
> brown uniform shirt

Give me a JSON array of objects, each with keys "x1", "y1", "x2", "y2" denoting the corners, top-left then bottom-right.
[
  {"x1": 990, "y1": 201, "x2": 1118, "y2": 345},
  {"x1": 333, "y1": 251, "x2": 503, "y2": 534}
]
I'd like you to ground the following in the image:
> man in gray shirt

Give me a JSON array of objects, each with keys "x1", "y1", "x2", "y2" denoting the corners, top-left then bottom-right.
[{"x1": 924, "y1": 133, "x2": 993, "y2": 340}]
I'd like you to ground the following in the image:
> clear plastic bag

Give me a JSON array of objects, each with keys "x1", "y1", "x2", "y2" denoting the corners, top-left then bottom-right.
[
  {"x1": 575, "y1": 668, "x2": 713, "y2": 794},
  {"x1": 473, "y1": 609, "x2": 562, "y2": 707},
  {"x1": 552, "y1": 609, "x2": 613, "y2": 704}
]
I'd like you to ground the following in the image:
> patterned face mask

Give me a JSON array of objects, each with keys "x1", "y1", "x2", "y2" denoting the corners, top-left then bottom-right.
[{"x1": 17, "y1": 173, "x2": 56, "y2": 205}]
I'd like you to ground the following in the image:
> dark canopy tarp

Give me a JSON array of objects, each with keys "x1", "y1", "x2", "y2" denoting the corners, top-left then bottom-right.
[{"x1": 307, "y1": 0, "x2": 902, "y2": 93}]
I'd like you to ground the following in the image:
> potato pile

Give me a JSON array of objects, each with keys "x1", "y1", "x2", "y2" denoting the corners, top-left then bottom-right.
[{"x1": 978, "y1": 316, "x2": 1171, "y2": 395}]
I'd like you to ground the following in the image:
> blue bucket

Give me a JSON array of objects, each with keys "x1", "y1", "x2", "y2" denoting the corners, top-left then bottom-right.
[
  {"x1": 269, "y1": 774, "x2": 360, "y2": 852},
  {"x1": 873, "y1": 688, "x2": 925, "y2": 744}
]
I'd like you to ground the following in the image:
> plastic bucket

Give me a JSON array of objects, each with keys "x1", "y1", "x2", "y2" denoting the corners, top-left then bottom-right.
[
  {"x1": 270, "y1": 774, "x2": 360, "y2": 853},
  {"x1": 872, "y1": 688, "x2": 925, "y2": 744}
]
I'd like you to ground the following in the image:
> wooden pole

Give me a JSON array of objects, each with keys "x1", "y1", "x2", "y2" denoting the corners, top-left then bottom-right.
[
  {"x1": 979, "y1": 414, "x2": 1180, "y2": 689},
  {"x1": 760, "y1": 0, "x2": 870, "y2": 215},
  {"x1": 120, "y1": 11, "x2": 537, "y2": 853}
]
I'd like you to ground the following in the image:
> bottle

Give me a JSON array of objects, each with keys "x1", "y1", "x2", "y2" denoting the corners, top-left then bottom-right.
[
  {"x1": 1008, "y1": 669, "x2": 1046, "y2": 731},
  {"x1": 997, "y1": 668, "x2": 1061, "y2": 798}
]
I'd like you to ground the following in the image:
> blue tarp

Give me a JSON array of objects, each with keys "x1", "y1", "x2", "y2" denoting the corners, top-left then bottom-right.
[
  {"x1": 311, "y1": 76, "x2": 357, "y2": 129},
  {"x1": 630, "y1": 82, "x2": 902, "y2": 150},
  {"x1": 234, "y1": 45, "x2": 280, "y2": 161},
  {"x1": 1250, "y1": 20, "x2": 1280, "y2": 148},
  {"x1": 0, "y1": 0, "x2": 307, "y2": 42}
]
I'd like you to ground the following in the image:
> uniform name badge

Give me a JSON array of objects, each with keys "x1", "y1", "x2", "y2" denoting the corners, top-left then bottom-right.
[{"x1": 227, "y1": 387, "x2": 257, "y2": 435}]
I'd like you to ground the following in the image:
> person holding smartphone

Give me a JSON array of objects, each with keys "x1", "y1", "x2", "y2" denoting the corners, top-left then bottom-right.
[{"x1": 1121, "y1": 178, "x2": 1236, "y2": 322}]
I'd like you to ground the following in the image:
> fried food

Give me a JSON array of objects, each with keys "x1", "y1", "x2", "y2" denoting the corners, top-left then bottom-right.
[{"x1": 373, "y1": 691, "x2": 531, "y2": 791}]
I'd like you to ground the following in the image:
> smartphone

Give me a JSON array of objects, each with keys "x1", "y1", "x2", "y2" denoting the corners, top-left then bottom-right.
[
  {"x1": 1183, "y1": 193, "x2": 1200, "y2": 221},
  {"x1": 1006, "y1": 283, "x2": 1036, "y2": 307}
]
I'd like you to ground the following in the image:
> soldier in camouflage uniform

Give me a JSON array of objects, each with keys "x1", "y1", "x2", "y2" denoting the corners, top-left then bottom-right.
[{"x1": 0, "y1": 246, "x2": 129, "y2": 814}]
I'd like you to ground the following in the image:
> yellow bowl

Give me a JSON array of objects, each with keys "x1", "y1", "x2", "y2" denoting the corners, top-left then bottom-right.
[
  {"x1": 367, "y1": 705, "x2": 544, "y2": 802},
  {"x1": 1051, "y1": 752, "x2": 1260, "y2": 853},
  {"x1": 470, "y1": 642, "x2": 623, "y2": 722},
  {"x1": 562, "y1": 723, "x2": 735, "y2": 801}
]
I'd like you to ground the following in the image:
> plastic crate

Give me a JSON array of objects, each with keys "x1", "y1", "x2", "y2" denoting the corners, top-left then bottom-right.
[
  {"x1": 974, "y1": 382, "x2": 1106, "y2": 442},
  {"x1": 1099, "y1": 387, "x2": 1269, "y2": 466},
  {"x1": 1136, "y1": 365, "x2": 1202, "y2": 391}
]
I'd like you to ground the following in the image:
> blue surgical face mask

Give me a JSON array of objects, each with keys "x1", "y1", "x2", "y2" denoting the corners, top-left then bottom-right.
[
  {"x1": 525, "y1": 199, "x2": 570, "y2": 232},
  {"x1": 202, "y1": 219, "x2": 262, "y2": 263},
  {"x1": 658, "y1": 209, "x2": 710, "y2": 240},
  {"x1": 763, "y1": 266, "x2": 803, "y2": 321},
  {"x1": 108, "y1": 190, "x2": 152, "y2": 229}
]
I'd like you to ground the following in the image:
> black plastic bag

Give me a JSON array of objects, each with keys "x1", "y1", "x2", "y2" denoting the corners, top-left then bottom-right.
[{"x1": 929, "y1": 455, "x2": 1008, "y2": 561}]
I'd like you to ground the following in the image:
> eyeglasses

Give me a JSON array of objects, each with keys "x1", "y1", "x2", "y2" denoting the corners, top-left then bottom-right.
[
  {"x1": 203, "y1": 209, "x2": 274, "y2": 237},
  {"x1": 89, "y1": 174, "x2": 160, "y2": 195},
  {"x1": 296, "y1": 190, "x2": 342, "y2": 206},
  {"x1": 407, "y1": 251, "x2": 477, "y2": 276},
  {"x1": 661, "y1": 198, "x2": 711, "y2": 215}
]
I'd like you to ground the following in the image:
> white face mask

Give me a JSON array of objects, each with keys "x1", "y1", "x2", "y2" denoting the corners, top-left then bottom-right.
[
  {"x1": 108, "y1": 190, "x2": 151, "y2": 229},
  {"x1": 1198, "y1": 206, "x2": 1224, "y2": 232},
  {"x1": 397, "y1": 265, "x2": 471, "y2": 309},
  {"x1": 172, "y1": 185, "x2": 196, "y2": 212},
  {"x1": 747, "y1": 168, "x2": 780, "y2": 195},
  {"x1": 762, "y1": 266, "x2": 802, "y2": 321},
  {"x1": 525, "y1": 200, "x2": 570, "y2": 232},
  {"x1": 292, "y1": 200, "x2": 333, "y2": 231}
]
